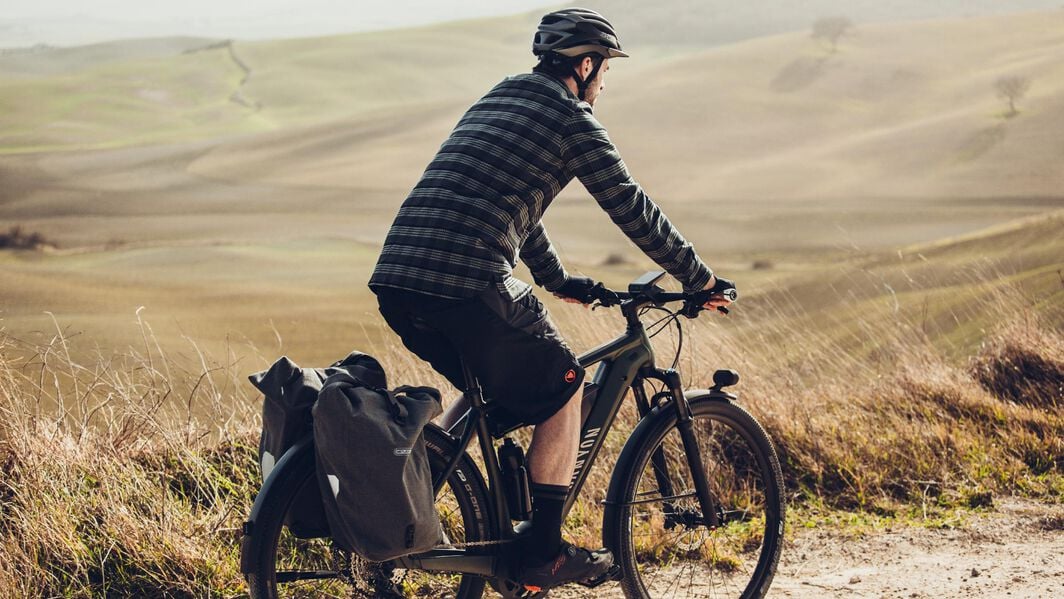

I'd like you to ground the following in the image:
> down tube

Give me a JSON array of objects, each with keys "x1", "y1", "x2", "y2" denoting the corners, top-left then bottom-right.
[{"x1": 563, "y1": 342, "x2": 653, "y2": 518}]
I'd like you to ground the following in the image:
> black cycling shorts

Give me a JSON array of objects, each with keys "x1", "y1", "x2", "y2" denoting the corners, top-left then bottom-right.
[{"x1": 374, "y1": 284, "x2": 585, "y2": 436}]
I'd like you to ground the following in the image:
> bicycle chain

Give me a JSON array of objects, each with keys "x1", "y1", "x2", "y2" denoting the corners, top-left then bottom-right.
[
  {"x1": 438, "y1": 538, "x2": 513, "y2": 548},
  {"x1": 332, "y1": 538, "x2": 515, "y2": 596}
]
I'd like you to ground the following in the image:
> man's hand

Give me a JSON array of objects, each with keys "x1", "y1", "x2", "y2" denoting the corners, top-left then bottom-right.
[
  {"x1": 701, "y1": 275, "x2": 736, "y2": 312},
  {"x1": 553, "y1": 275, "x2": 598, "y2": 306}
]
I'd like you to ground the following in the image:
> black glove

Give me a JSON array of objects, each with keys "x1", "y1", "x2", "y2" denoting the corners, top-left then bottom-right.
[
  {"x1": 683, "y1": 275, "x2": 738, "y2": 317},
  {"x1": 705, "y1": 275, "x2": 737, "y2": 301},
  {"x1": 554, "y1": 276, "x2": 598, "y2": 304}
]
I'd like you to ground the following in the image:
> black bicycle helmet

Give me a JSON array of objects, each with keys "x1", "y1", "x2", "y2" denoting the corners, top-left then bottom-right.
[{"x1": 533, "y1": 8, "x2": 629, "y2": 59}]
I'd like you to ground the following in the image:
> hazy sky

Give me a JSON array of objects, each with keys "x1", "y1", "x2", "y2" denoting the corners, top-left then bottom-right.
[
  {"x1": 3, "y1": 0, "x2": 1062, "y2": 48},
  {"x1": 0, "y1": 0, "x2": 560, "y2": 46},
  {"x1": 4, "y1": 0, "x2": 556, "y2": 21}
]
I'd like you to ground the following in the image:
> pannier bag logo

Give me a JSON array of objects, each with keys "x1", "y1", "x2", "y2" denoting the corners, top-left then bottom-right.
[
  {"x1": 564, "y1": 369, "x2": 577, "y2": 383},
  {"x1": 261, "y1": 451, "x2": 276, "y2": 479},
  {"x1": 393, "y1": 447, "x2": 413, "y2": 456}
]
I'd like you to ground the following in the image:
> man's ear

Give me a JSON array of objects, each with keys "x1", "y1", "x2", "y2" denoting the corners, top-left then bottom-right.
[
  {"x1": 581, "y1": 56, "x2": 594, "y2": 78},
  {"x1": 572, "y1": 56, "x2": 592, "y2": 80}
]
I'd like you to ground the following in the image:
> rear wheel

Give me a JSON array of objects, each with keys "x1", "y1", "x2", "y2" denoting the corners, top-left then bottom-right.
[
  {"x1": 608, "y1": 396, "x2": 784, "y2": 598},
  {"x1": 246, "y1": 426, "x2": 493, "y2": 598}
]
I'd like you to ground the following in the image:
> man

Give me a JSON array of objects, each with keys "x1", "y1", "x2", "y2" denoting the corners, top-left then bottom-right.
[{"x1": 369, "y1": 7, "x2": 733, "y2": 590}]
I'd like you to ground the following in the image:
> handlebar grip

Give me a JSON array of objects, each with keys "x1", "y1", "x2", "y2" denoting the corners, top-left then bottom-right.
[{"x1": 681, "y1": 287, "x2": 737, "y2": 318}]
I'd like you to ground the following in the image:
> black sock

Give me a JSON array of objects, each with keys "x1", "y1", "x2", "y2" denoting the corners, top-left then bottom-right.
[{"x1": 529, "y1": 482, "x2": 568, "y2": 562}]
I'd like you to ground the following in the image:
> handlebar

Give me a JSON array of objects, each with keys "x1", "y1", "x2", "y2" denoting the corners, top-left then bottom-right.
[{"x1": 588, "y1": 281, "x2": 737, "y2": 318}]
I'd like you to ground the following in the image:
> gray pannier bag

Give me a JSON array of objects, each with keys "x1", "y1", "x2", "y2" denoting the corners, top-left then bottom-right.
[
  {"x1": 313, "y1": 374, "x2": 444, "y2": 561},
  {"x1": 249, "y1": 351, "x2": 387, "y2": 538}
]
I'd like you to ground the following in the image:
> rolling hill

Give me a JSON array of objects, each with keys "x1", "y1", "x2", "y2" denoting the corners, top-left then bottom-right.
[
  {"x1": 0, "y1": 37, "x2": 219, "y2": 76},
  {"x1": 183, "y1": 9, "x2": 1064, "y2": 204},
  {"x1": 1, "y1": 7, "x2": 1062, "y2": 364},
  {"x1": 179, "y1": 8, "x2": 1064, "y2": 265}
]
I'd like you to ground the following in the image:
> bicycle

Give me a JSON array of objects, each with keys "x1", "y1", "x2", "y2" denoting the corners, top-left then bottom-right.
[{"x1": 240, "y1": 270, "x2": 785, "y2": 598}]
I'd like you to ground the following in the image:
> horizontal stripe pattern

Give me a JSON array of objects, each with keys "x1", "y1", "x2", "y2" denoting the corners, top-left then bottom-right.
[{"x1": 370, "y1": 72, "x2": 711, "y2": 300}]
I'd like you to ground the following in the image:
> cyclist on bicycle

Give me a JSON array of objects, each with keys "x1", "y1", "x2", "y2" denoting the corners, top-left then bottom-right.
[{"x1": 370, "y1": 7, "x2": 732, "y2": 591}]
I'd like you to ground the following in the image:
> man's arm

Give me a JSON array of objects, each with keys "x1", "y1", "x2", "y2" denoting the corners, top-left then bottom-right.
[
  {"x1": 560, "y1": 109, "x2": 713, "y2": 293},
  {"x1": 520, "y1": 221, "x2": 569, "y2": 292}
]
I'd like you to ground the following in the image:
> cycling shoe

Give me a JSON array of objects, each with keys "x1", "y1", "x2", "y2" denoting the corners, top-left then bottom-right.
[{"x1": 520, "y1": 542, "x2": 613, "y2": 592}]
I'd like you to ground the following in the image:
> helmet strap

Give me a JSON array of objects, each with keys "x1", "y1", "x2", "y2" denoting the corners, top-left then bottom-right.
[{"x1": 574, "y1": 55, "x2": 604, "y2": 101}]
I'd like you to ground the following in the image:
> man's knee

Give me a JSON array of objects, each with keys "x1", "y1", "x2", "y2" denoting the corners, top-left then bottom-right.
[
  {"x1": 561, "y1": 385, "x2": 583, "y2": 412},
  {"x1": 541, "y1": 385, "x2": 584, "y2": 426}
]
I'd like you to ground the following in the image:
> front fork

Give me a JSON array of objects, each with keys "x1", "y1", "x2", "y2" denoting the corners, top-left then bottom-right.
[{"x1": 639, "y1": 368, "x2": 721, "y2": 529}]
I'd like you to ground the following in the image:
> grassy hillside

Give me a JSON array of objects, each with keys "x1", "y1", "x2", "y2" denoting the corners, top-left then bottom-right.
[
  {"x1": 185, "y1": 10, "x2": 1064, "y2": 203},
  {"x1": 723, "y1": 212, "x2": 1064, "y2": 369},
  {"x1": 1, "y1": 11, "x2": 1061, "y2": 370},
  {"x1": 0, "y1": 204, "x2": 1059, "y2": 386},
  {"x1": 0, "y1": 12, "x2": 543, "y2": 154},
  {"x1": 597, "y1": 10, "x2": 1064, "y2": 202},
  {"x1": 234, "y1": 12, "x2": 542, "y2": 126},
  {"x1": 4, "y1": 8, "x2": 1063, "y2": 204},
  {"x1": 0, "y1": 42, "x2": 264, "y2": 153},
  {"x1": 0, "y1": 37, "x2": 219, "y2": 76},
  {"x1": 581, "y1": 0, "x2": 1064, "y2": 47}
]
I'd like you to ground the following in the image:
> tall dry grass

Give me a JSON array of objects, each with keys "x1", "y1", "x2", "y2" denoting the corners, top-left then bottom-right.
[
  {"x1": 0, "y1": 275, "x2": 1061, "y2": 595},
  {"x1": 0, "y1": 321, "x2": 259, "y2": 596}
]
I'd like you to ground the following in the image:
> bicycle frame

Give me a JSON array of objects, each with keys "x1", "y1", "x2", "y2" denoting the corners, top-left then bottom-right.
[{"x1": 400, "y1": 277, "x2": 723, "y2": 579}]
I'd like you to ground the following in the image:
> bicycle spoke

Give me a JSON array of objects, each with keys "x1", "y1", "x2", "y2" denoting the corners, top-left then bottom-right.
[{"x1": 617, "y1": 400, "x2": 783, "y2": 598}]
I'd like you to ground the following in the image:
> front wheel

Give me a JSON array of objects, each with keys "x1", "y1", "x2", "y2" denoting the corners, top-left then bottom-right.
[{"x1": 604, "y1": 395, "x2": 784, "y2": 599}]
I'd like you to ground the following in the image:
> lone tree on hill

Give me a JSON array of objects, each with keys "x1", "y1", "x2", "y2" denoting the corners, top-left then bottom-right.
[
  {"x1": 812, "y1": 17, "x2": 853, "y2": 53},
  {"x1": 0, "y1": 225, "x2": 49, "y2": 250},
  {"x1": 995, "y1": 75, "x2": 1031, "y2": 117}
]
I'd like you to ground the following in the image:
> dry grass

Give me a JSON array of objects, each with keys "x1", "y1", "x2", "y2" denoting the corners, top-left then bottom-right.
[
  {"x1": 0, "y1": 202, "x2": 1060, "y2": 592},
  {"x1": 1, "y1": 275, "x2": 1060, "y2": 595},
  {"x1": 971, "y1": 324, "x2": 1064, "y2": 410},
  {"x1": 0, "y1": 322, "x2": 258, "y2": 596}
]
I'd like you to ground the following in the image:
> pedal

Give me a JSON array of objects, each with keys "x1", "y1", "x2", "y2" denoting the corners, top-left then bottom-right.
[{"x1": 577, "y1": 564, "x2": 622, "y2": 588}]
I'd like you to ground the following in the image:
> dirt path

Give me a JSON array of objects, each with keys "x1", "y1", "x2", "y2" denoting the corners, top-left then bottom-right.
[
  {"x1": 771, "y1": 498, "x2": 1064, "y2": 598},
  {"x1": 548, "y1": 499, "x2": 1063, "y2": 599}
]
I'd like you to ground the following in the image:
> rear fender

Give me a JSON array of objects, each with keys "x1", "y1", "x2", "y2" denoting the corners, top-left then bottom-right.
[{"x1": 240, "y1": 435, "x2": 317, "y2": 574}]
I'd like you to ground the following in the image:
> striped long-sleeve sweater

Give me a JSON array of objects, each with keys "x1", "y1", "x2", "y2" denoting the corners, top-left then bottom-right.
[{"x1": 368, "y1": 71, "x2": 712, "y2": 300}]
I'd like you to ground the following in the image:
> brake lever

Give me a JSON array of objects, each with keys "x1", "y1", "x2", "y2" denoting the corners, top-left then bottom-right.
[
  {"x1": 589, "y1": 283, "x2": 620, "y2": 308},
  {"x1": 683, "y1": 288, "x2": 737, "y2": 318},
  {"x1": 681, "y1": 300, "x2": 701, "y2": 319}
]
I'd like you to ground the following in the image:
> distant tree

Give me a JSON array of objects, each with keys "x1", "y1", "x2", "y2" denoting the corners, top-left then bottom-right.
[
  {"x1": 811, "y1": 17, "x2": 853, "y2": 53},
  {"x1": 995, "y1": 75, "x2": 1031, "y2": 117},
  {"x1": 0, "y1": 225, "x2": 51, "y2": 250}
]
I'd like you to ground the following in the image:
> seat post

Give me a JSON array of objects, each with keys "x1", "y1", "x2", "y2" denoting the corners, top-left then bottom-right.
[
  {"x1": 460, "y1": 358, "x2": 487, "y2": 410},
  {"x1": 458, "y1": 357, "x2": 513, "y2": 534}
]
